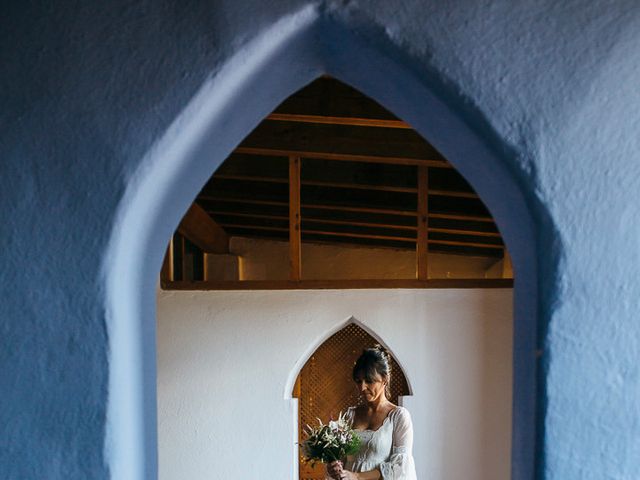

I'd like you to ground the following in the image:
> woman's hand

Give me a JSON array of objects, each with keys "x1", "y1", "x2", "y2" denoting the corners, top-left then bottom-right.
[{"x1": 326, "y1": 460, "x2": 343, "y2": 479}]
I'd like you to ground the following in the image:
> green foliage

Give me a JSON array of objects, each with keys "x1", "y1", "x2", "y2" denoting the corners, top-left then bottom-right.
[{"x1": 300, "y1": 412, "x2": 362, "y2": 467}]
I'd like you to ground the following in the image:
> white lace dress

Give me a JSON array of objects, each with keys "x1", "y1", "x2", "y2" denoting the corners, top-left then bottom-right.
[{"x1": 341, "y1": 406, "x2": 418, "y2": 480}]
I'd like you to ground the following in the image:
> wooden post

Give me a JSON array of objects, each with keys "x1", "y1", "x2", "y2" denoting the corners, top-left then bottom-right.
[
  {"x1": 289, "y1": 156, "x2": 302, "y2": 281},
  {"x1": 417, "y1": 166, "x2": 429, "y2": 280},
  {"x1": 160, "y1": 238, "x2": 174, "y2": 283},
  {"x1": 180, "y1": 234, "x2": 189, "y2": 281}
]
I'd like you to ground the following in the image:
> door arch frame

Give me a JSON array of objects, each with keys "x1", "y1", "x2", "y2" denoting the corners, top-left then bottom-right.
[
  {"x1": 104, "y1": 5, "x2": 543, "y2": 479},
  {"x1": 286, "y1": 316, "x2": 414, "y2": 399}
]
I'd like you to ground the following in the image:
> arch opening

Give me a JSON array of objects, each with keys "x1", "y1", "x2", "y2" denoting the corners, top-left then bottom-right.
[
  {"x1": 293, "y1": 320, "x2": 411, "y2": 480},
  {"x1": 105, "y1": 7, "x2": 540, "y2": 480}
]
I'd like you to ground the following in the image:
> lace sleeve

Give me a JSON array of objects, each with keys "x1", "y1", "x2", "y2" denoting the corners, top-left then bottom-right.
[{"x1": 378, "y1": 408, "x2": 417, "y2": 480}]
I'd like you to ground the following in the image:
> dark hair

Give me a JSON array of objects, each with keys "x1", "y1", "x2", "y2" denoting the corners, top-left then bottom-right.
[{"x1": 352, "y1": 344, "x2": 392, "y2": 396}]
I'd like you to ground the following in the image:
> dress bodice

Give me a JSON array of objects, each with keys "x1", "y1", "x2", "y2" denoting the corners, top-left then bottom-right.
[{"x1": 342, "y1": 406, "x2": 417, "y2": 480}]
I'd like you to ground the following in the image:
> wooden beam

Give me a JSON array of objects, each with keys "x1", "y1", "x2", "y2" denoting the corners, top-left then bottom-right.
[
  {"x1": 213, "y1": 173, "x2": 481, "y2": 199},
  {"x1": 428, "y1": 227, "x2": 500, "y2": 237},
  {"x1": 220, "y1": 223, "x2": 503, "y2": 249},
  {"x1": 177, "y1": 202, "x2": 229, "y2": 253},
  {"x1": 160, "y1": 239, "x2": 174, "y2": 282},
  {"x1": 417, "y1": 166, "x2": 429, "y2": 280},
  {"x1": 429, "y1": 189, "x2": 478, "y2": 199},
  {"x1": 289, "y1": 156, "x2": 302, "y2": 280},
  {"x1": 214, "y1": 173, "x2": 417, "y2": 194},
  {"x1": 429, "y1": 212, "x2": 494, "y2": 223},
  {"x1": 429, "y1": 239, "x2": 502, "y2": 249},
  {"x1": 220, "y1": 223, "x2": 413, "y2": 243},
  {"x1": 180, "y1": 234, "x2": 189, "y2": 281},
  {"x1": 163, "y1": 278, "x2": 514, "y2": 291},
  {"x1": 199, "y1": 195, "x2": 496, "y2": 222},
  {"x1": 209, "y1": 210, "x2": 415, "y2": 230},
  {"x1": 234, "y1": 146, "x2": 451, "y2": 168},
  {"x1": 266, "y1": 113, "x2": 412, "y2": 129},
  {"x1": 208, "y1": 210, "x2": 501, "y2": 237}
]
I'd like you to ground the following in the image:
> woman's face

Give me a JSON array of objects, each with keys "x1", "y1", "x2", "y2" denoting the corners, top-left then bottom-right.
[{"x1": 354, "y1": 371, "x2": 387, "y2": 403}]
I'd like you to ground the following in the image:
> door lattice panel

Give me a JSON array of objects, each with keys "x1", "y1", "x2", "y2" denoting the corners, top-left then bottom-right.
[{"x1": 294, "y1": 323, "x2": 410, "y2": 480}]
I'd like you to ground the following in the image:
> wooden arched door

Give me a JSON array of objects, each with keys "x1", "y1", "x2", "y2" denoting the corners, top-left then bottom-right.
[{"x1": 293, "y1": 323, "x2": 410, "y2": 480}]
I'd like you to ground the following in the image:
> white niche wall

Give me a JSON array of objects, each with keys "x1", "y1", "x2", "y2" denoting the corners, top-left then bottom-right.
[{"x1": 156, "y1": 288, "x2": 513, "y2": 480}]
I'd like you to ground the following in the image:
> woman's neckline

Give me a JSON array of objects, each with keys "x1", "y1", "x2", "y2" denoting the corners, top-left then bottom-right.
[{"x1": 354, "y1": 405, "x2": 399, "y2": 433}]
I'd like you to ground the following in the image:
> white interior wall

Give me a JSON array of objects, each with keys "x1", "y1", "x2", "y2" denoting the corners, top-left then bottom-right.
[
  {"x1": 157, "y1": 288, "x2": 513, "y2": 480},
  {"x1": 208, "y1": 236, "x2": 505, "y2": 280}
]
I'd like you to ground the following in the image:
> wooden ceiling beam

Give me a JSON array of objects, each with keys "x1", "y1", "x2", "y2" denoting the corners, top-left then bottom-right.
[
  {"x1": 208, "y1": 210, "x2": 416, "y2": 231},
  {"x1": 427, "y1": 227, "x2": 500, "y2": 238},
  {"x1": 429, "y1": 189, "x2": 478, "y2": 199},
  {"x1": 266, "y1": 113, "x2": 412, "y2": 129},
  {"x1": 213, "y1": 173, "x2": 478, "y2": 198},
  {"x1": 164, "y1": 278, "x2": 514, "y2": 291},
  {"x1": 429, "y1": 239, "x2": 503, "y2": 249},
  {"x1": 214, "y1": 173, "x2": 414, "y2": 193},
  {"x1": 198, "y1": 195, "x2": 495, "y2": 222},
  {"x1": 219, "y1": 223, "x2": 413, "y2": 243},
  {"x1": 208, "y1": 210, "x2": 501, "y2": 237},
  {"x1": 234, "y1": 146, "x2": 452, "y2": 168},
  {"x1": 429, "y1": 212, "x2": 494, "y2": 223},
  {"x1": 219, "y1": 223, "x2": 503, "y2": 249},
  {"x1": 178, "y1": 203, "x2": 229, "y2": 253}
]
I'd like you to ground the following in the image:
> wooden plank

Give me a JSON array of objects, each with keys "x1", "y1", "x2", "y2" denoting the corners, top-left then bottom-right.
[
  {"x1": 429, "y1": 189, "x2": 478, "y2": 199},
  {"x1": 428, "y1": 227, "x2": 500, "y2": 237},
  {"x1": 429, "y1": 239, "x2": 502, "y2": 249},
  {"x1": 215, "y1": 173, "x2": 286, "y2": 185},
  {"x1": 221, "y1": 223, "x2": 413, "y2": 243},
  {"x1": 503, "y1": 250, "x2": 513, "y2": 278},
  {"x1": 160, "y1": 239, "x2": 174, "y2": 282},
  {"x1": 180, "y1": 234, "x2": 189, "y2": 281},
  {"x1": 178, "y1": 203, "x2": 229, "y2": 253},
  {"x1": 209, "y1": 210, "x2": 415, "y2": 230},
  {"x1": 289, "y1": 156, "x2": 302, "y2": 280},
  {"x1": 234, "y1": 146, "x2": 451, "y2": 168},
  {"x1": 417, "y1": 166, "x2": 429, "y2": 280},
  {"x1": 242, "y1": 121, "x2": 442, "y2": 162},
  {"x1": 220, "y1": 223, "x2": 503, "y2": 249},
  {"x1": 162, "y1": 239, "x2": 173, "y2": 282},
  {"x1": 429, "y1": 212, "x2": 494, "y2": 223},
  {"x1": 208, "y1": 210, "x2": 501, "y2": 237},
  {"x1": 214, "y1": 173, "x2": 414, "y2": 193},
  {"x1": 267, "y1": 113, "x2": 412, "y2": 129},
  {"x1": 213, "y1": 172, "x2": 479, "y2": 197},
  {"x1": 162, "y1": 278, "x2": 514, "y2": 291},
  {"x1": 199, "y1": 195, "x2": 495, "y2": 222}
]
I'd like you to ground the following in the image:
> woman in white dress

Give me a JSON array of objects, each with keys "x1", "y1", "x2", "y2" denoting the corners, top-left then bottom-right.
[{"x1": 326, "y1": 346, "x2": 417, "y2": 480}]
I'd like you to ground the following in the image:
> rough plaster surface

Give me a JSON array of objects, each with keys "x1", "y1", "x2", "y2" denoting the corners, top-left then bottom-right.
[
  {"x1": 1, "y1": 1, "x2": 640, "y2": 479},
  {"x1": 157, "y1": 288, "x2": 513, "y2": 480}
]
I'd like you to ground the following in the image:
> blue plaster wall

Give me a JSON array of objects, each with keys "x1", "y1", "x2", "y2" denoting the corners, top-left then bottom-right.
[{"x1": 1, "y1": 1, "x2": 639, "y2": 479}]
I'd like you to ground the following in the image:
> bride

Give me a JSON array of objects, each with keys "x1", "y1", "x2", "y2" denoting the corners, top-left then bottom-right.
[{"x1": 326, "y1": 345, "x2": 417, "y2": 480}]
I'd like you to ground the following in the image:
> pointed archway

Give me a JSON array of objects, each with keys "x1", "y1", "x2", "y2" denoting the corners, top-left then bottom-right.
[
  {"x1": 105, "y1": 6, "x2": 541, "y2": 479},
  {"x1": 293, "y1": 321, "x2": 411, "y2": 479}
]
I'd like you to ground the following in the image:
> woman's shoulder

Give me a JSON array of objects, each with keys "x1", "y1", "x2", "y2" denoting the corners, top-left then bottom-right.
[{"x1": 390, "y1": 405, "x2": 412, "y2": 422}]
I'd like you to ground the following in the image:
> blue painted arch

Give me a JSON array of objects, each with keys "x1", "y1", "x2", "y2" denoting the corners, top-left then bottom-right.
[{"x1": 104, "y1": 6, "x2": 547, "y2": 479}]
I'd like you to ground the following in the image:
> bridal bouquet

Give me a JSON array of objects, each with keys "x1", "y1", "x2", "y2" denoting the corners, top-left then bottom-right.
[{"x1": 300, "y1": 411, "x2": 361, "y2": 467}]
